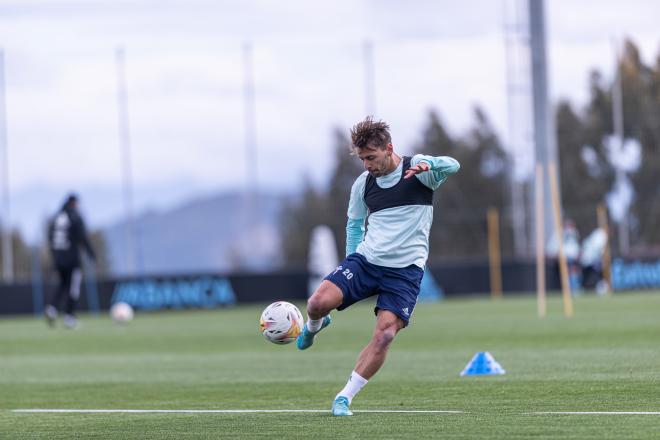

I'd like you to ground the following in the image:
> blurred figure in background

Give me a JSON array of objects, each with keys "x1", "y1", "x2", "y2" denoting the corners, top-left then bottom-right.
[
  {"x1": 307, "y1": 225, "x2": 339, "y2": 298},
  {"x1": 580, "y1": 227, "x2": 609, "y2": 295},
  {"x1": 547, "y1": 219, "x2": 581, "y2": 294},
  {"x1": 44, "y1": 193, "x2": 96, "y2": 328},
  {"x1": 562, "y1": 219, "x2": 582, "y2": 293}
]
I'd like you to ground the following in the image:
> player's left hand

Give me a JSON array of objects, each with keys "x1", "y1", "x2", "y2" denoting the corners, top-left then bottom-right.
[{"x1": 404, "y1": 161, "x2": 431, "y2": 179}]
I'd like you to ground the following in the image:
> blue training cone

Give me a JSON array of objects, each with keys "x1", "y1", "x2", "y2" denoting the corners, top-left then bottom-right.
[{"x1": 460, "y1": 351, "x2": 506, "y2": 376}]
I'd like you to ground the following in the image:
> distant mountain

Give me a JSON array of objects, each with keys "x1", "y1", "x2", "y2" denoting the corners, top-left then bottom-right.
[
  {"x1": 103, "y1": 191, "x2": 288, "y2": 276},
  {"x1": 9, "y1": 180, "x2": 216, "y2": 244}
]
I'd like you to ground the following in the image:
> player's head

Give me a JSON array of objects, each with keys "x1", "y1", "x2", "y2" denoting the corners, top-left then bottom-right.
[
  {"x1": 63, "y1": 193, "x2": 79, "y2": 211},
  {"x1": 350, "y1": 116, "x2": 394, "y2": 177}
]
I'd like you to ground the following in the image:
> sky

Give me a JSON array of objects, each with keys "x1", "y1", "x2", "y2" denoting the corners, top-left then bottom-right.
[{"x1": 0, "y1": 0, "x2": 659, "y2": 241}]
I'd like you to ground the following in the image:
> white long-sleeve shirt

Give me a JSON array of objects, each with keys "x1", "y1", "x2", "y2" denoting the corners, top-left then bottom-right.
[{"x1": 345, "y1": 154, "x2": 460, "y2": 269}]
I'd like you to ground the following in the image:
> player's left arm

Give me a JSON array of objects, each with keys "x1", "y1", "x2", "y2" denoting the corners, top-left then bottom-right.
[
  {"x1": 406, "y1": 154, "x2": 460, "y2": 190},
  {"x1": 76, "y1": 217, "x2": 97, "y2": 262}
]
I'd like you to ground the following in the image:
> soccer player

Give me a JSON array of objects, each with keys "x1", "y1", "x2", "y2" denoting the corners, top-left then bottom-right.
[
  {"x1": 296, "y1": 116, "x2": 460, "y2": 416},
  {"x1": 44, "y1": 193, "x2": 97, "y2": 329}
]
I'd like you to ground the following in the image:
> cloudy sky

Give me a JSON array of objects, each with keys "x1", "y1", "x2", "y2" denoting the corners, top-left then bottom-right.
[{"x1": 1, "y1": 0, "x2": 658, "y2": 240}]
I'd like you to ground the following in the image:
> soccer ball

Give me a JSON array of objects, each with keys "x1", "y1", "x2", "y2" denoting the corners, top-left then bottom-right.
[
  {"x1": 259, "y1": 301, "x2": 304, "y2": 345},
  {"x1": 110, "y1": 302, "x2": 134, "y2": 323}
]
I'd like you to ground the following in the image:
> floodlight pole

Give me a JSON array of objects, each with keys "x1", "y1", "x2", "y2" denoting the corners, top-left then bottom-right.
[
  {"x1": 529, "y1": 0, "x2": 560, "y2": 250},
  {"x1": 115, "y1": 47, "x2": 138, "y2": 276},
  {"x1": 238, "y1": 41, "x2": 259, "y2": 268},
  {"x1": 611, "y1": 40, "x2": 630, "y2": 256},
  {"x1": 363, "y1": 40, "x2": 377, "y2": 117},
  {"x1": 243, "y1": 41, "x2": 258, "y2": 193},
  {"x1": 0, "y1": 50, "x2": 13, "y2": 282},
  {"x1": 503, "y1": 0, "x2": 532, "y2": 258}
]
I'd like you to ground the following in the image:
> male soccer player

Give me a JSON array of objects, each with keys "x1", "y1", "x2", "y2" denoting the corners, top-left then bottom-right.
[{"x1": 296, "y1": 116, "x2": 460, "y2": 416}]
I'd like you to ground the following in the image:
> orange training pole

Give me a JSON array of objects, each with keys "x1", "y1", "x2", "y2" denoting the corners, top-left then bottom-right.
[
  {"x1": 548, "y1": 162, "x2": 573, "y2": 317},
  {"x1": 597, "y1": 203, "x2": 613, "y2": 294},
  {"x1": 487, "y1": 207, "x2": 503, "y2": 299}
]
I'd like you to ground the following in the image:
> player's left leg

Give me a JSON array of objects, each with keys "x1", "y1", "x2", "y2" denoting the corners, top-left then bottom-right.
[
  {"x1": 63, "y1": 267, "x2": 82, "y2": 329},
  {"x1": 354, "y1": 310, "x2": 404, "y2": 378},
  {"x1": 332, "y1": 310, "x2": 404, "y2": 416}
]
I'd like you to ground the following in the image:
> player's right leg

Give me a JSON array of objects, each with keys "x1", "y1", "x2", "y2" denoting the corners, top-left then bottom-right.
[
  {"x1": 60, "y1": 267, "x2": 81, "y2": 329},
  {"x1": 297, "y1": 281, "x2": 342, "y2": 350},
  {"x1": 333, "y1": 311, "x2": 404, "y2": 416}
]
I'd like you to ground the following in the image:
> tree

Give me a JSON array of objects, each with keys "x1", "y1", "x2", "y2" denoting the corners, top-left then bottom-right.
[
  {"x1": 325, "y1": 128, "x2": 365, "y2": 258},
  {"x1": 576, "y1": 39, "x2": 660, "y2": 253},
  {"x1": 280, "y1": 128, "x2": 364, "y2": 266},
  {"x1": 415, "y1": 111, "x2": 463, "y2": 259},
  {"x1": 0, "y1": 225, "x2": 37, "y2": 282},
  {"x1": 280, "y1": 108, "x2": 515, "y2": 267},
  {"x1": 418, "y1": 108, "x2": 513, "y2": 260},
  {"x1": 555, "y1": 99, "x2": 613, "y2": 236},
  {"x1": 280, "y1": 177, "x2": 328, "y2": 267},
  {"x1": 618, "y1": 40, "x2": 660, "y2": 250},
  {"x1": 89, "y1": 230, "x2": 111, "y2": 277}
]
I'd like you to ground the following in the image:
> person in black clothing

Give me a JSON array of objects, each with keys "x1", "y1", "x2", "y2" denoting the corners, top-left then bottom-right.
[{"x1": 44, "y1": 193, "x2": 96, "y2": 328}]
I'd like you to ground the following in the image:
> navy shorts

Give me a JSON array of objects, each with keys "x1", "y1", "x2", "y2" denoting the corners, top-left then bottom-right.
[{"x1": 324, "y1": 253, "x2": 424, "y2": 326}]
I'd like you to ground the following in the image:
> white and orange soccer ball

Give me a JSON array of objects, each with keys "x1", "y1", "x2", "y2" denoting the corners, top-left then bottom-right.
[{"x1": 259, "y1": 301, "x2": 304, "y2": 345}]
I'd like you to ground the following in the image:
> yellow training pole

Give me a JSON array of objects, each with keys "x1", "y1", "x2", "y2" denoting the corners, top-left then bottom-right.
[
  {"x1": 597, "y1": 203, "x2": 613, "y2": 294},
  {"x1": 548, "y1": 162, "x2": 573, "y2": 317},
  {"x1": 487, "y1": 207, "x2": 503, "y2": 299},
  {"x1": 535, "y1": 163, "x2": 546, "y2": 318}
]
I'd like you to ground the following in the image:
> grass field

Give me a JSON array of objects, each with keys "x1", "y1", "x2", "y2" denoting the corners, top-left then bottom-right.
[{"x1": 2, "y1": 292, "x2": 660, "y2": 439}]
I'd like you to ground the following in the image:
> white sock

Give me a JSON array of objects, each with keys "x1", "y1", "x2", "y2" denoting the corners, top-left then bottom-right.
[
  {"x1": 336, "y1": 371, "x2": 368, "y2": 404},
  {"x1": 306, "y1": 316, "x2": 325, "y2": 333}
]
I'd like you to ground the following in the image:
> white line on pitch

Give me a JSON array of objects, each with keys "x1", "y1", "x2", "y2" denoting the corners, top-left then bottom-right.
[
  {"x1": 355, "y1": 410, "x2": 462, "y2": 414},
  {"x1": 15, "y1": 409, "x2": 660, "y2": 416},
  {"x1": 530, "y1": 411, "x2": 660, "y2": 415},
  {"x1": 12, "y1": 409, "x2": 463, "y2": 414}
]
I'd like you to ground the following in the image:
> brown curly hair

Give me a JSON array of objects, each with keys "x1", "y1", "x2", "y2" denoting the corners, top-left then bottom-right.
[{"x1": 350, "y1": 116, "x2": 391, "y2": 153}]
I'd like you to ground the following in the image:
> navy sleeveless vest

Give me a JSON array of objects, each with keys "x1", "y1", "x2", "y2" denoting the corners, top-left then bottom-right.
[{"x1": 364, "y1": 156, "x2": 433, "y2": 213}]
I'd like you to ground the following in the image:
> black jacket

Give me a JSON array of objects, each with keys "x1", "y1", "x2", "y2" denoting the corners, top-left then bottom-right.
[{"x1": 48, "y1": 207, "x2": 96, "y2": 268}]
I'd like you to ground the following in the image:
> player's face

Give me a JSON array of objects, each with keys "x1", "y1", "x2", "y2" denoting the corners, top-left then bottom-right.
[{"x1": 358, "y1": 144, "x2": 394, "y2": 177}]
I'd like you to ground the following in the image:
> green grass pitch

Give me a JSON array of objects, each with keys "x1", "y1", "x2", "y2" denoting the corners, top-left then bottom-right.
[{"x1": 2, "y1": 292, "x2": 660, "y2": 439}]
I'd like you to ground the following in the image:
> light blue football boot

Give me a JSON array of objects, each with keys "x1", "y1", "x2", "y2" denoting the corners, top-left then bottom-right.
[
  {"x1": 296, "y1": 316, "x2": 332, "y2": 350},
  {"x1": 331, "y1": 396, "x2": 353, "y2": 416}
]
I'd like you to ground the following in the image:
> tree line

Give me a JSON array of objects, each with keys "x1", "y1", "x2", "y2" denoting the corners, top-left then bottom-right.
[
  {"x1": 0, "y1": 222, "x2": 110, "y2": 282},
  {"x1": 281, "y1": 39, "x2": 660, "y2": 266},
  {"x1": 1, "y1": 40, "x2": 657, "y2": 276}
]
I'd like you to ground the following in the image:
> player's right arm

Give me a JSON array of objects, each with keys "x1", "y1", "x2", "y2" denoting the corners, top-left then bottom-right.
[{"x1": 345, "y1": 172, "x2": 368, "y2": 256}]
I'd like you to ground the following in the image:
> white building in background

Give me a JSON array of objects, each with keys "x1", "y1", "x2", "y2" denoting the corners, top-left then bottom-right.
[{"x1": 307, "y1": 225, "x2": 339, "y2": 297}]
